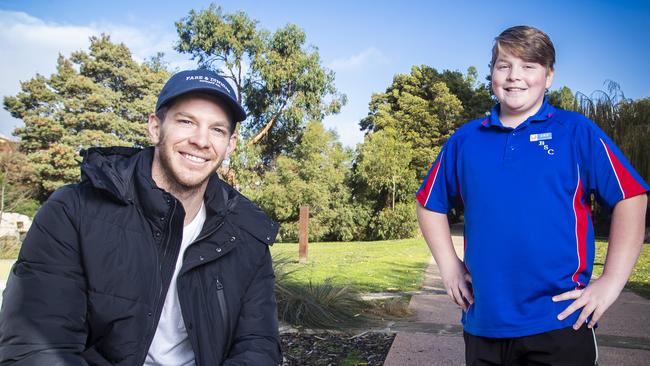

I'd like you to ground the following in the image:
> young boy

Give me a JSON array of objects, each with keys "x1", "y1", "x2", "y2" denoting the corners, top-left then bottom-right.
[{"x1": 416, "y1": 26, "x2": 648, "y2": 365}]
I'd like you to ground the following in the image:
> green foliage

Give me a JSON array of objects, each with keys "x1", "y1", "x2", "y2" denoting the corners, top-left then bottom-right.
[
  {"x1": 0, "y1": 236, "x2": 21, "y2": 260},
  {"x1": 0, "y1": 150, "x2": 38, "y2": 217},
  {"x1": 548, "y1": 86, "x2": 576, "y2": 110},
  {"x1": 571, "y1": 81, "x2": 650, "y2": 231},
  {"x1": 360, "y1": 65, "x2": 491, "y2": 180},
  {"x1": 243, "y1": 121, "x2": 357, "y2": 242},
  {"x1": 353, "y1": 65, "x2": 491, "y2": 239},
  {"x1": 369, "y1": 201, "x2": 419, "y2": 240},
  {"x1": 355, "y1": 129, "x2": 417, "y2": 211},
  {"x1": 5, "y1": 35, "x2": 169, "y2": 200},
  {"x1": 273, "y1": 256, "x2": 367, "y2": 328},
  {"x1": 175, "y1": 4, "x2": 345, "y2": 161}
]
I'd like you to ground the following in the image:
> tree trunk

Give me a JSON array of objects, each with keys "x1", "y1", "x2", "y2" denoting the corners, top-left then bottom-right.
[{"x1": 247, "y1": 103, "x2": 286, "y2": 146}]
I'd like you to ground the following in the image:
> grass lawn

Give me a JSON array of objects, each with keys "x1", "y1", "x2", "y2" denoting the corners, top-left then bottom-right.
[
  {"x1": 271, "y1": 238, "x2": 432, "y2": 293},
  {"x1": 593, "y1": 241, "x2": 650, "y2": 299}
]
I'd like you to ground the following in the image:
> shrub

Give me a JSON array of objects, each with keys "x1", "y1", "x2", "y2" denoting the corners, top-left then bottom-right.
[
  {"x1": 0, "y1": 236, "x2": 21, "y2": 259},
  {"x1": 368, "y1": 201, "x2": 418, "y2": 240},
  {"x1": 273, "y1": 256, "x2": 368, "y2": 328}
]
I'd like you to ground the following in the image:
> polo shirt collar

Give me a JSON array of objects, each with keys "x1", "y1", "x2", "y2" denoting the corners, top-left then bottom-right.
[{"x1": 482, "y1": 97, "x2": 557, "y2": 129}]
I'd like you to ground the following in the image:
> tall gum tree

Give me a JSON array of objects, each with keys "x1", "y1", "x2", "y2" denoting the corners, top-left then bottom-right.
[{"x1": 175, "y1": 5, "x2": 346, "y2": 162}]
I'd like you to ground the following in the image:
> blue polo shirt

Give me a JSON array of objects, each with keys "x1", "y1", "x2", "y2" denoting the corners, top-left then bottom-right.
[{"x1": 416, "y1": 99, "x2": 649, "y2": 338}]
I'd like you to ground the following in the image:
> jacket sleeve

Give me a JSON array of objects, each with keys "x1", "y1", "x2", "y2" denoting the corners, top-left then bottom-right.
[
  {"x1": 223, "y1": 247, "x2": 282, "y2": 366},
  {"x1": 0, "y1": 186, "x2": 89, "y2": 366}
]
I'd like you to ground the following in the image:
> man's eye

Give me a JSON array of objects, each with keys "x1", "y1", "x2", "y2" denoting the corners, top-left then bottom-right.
[
  {"x1": 212, "y1": 128, "x2": 226, "y2": 135},
  {"x1": 178, "y1": 119, "x2": 193, "y2": 125},
  {"x1": 497, "y1": 65, "x2": 509, "y2": 70}
]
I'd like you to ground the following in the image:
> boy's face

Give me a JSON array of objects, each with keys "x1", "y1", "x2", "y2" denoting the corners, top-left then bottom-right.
[{"x1": 491, "y1": 50, "x2": 554, "y2": 122}]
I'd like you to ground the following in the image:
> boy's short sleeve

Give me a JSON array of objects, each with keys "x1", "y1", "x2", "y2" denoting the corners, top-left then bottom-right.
[
  {"x1": 416, "y1": 138, "x2": 460, "y2": 213},
  {"x1": 579, "y1": 119, "x2": 649, "y2": 209}
]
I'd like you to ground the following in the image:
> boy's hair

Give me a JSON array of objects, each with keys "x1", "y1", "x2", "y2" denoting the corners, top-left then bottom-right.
[{"x1": 491, "y1": 26, "x2": 556, "y2": 71}]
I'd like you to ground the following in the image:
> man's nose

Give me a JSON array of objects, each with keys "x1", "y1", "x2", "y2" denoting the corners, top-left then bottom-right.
[{"x1": 188, "y1": 126, "x2": 210, "y2": 148}]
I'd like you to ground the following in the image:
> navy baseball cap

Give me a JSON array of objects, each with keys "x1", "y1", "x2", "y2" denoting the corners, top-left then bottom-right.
[{"x1": 156, "y1": 69, "x2": 247, "y2": 122}]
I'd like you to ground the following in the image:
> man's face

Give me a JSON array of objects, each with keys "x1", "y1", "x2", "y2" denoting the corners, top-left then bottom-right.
[
  {"x1": 148, "y1": 93, "x2": 237, "y2": 192},
  {"x1": 491, "y1": 50, "x2": 554, "y2": 122}
]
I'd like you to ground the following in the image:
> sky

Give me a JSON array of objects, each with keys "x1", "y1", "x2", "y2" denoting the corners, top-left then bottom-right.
[{"x1": 1, "y1": 0, "x2": 649, "y2": 147}]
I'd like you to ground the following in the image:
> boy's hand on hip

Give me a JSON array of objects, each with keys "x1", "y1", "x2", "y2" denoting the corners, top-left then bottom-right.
[
  {"x1": 552, "y1": 275, "x2": 622, "y2": 330},
  {"x1": 441, "y1": 264, "x2": 474, "y2": 311}
]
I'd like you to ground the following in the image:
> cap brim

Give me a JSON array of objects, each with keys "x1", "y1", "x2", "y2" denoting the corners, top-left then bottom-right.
[{"x1": 158, "y1": 87, "x2": 247, "y2": 122}]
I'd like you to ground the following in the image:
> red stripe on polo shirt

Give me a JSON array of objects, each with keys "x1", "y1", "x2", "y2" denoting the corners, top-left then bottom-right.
[
  {"x1": 416, "y1": 152, "x2": 444, "y2": 207},
  {"x1": 572, "y1": 172, "x2": 589, "y2": 289},
  {"x1": 600, "y1": 139, "x2": 647, "y2": 199}
]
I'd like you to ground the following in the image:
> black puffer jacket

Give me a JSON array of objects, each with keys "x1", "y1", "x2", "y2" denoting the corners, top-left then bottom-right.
[{"x1": 0, "y1": 147, "x2": 281, "y2": 366}]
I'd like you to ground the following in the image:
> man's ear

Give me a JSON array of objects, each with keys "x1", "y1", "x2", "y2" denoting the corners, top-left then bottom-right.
[
  {"x1": 148, "y1": 113, "x2": 162, "y2": 145},
  {"x1": 227, "y1": 132, "x2": 238, "y2": 157}
]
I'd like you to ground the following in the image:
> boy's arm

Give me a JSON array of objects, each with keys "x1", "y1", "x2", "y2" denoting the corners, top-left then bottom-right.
[
  {"x1": 554, "y1": 193, "x2": 647, "y2": 329},
  {"x1": 416, "y1": 202, "x2": 473, "y2": 310}
]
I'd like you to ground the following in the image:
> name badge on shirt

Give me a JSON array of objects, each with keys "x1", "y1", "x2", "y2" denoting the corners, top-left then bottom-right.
[{"x1": 529, "y1": 132, "x2": 552, "y2": 142}]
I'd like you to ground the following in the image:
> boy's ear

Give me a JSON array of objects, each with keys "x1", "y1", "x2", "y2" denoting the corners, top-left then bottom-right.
[
  {"x1": 545, "y1": 69, "x2": 555, "y2": 89},
  {"x1": 148, "y1": 113, "x2": 162, "y2": 145}
]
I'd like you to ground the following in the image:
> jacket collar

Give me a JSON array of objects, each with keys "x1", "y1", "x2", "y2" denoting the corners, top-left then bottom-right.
[
  {"x1": 81, "y1": 146, "x2": 278, "y2": 245},
  {"x1": 482, "y1": 97, "x2": 556, "y2": 130}
]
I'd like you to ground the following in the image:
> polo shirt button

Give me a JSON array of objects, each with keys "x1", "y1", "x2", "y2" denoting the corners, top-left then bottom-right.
[
  {"x1": 510, "y1": 146, "x2": 515, "y2": 151},
  {"x1": 199, "y1": 256, "x2": 205, "y2": 261},
  {"x1": 187, "y1": 322, "x2": 193, "y2": 330},
  {"x1": 230, "y1": 236, "x2": 236, "y2": 242},
  {"x1": 147, "y1": 312, "x2": 152, "y2": 317},
  {"x1": 154, "y1": 231, "x2": 161, "y2": 238},
  {"x1": 216, "y1": 247, "x2": 222, "y2": 253}
]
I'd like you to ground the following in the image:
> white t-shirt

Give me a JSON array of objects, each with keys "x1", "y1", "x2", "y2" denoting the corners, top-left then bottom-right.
[{"x1": 145, "y1": 202, "x2": 206, "y2": 366}]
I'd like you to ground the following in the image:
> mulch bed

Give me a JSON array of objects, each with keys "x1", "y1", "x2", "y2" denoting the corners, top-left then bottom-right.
[{"x1": 280, "y1": 331, "x2": 395, "y2": 365}]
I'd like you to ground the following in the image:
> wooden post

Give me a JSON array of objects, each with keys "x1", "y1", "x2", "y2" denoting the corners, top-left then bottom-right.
[{"x1": 298, "y1": 206, "x2": 309, "y2": 264}]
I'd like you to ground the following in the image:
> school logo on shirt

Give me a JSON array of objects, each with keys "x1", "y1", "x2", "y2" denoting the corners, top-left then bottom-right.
[
  {"x1": 536, "y1": 140, "x2": 555, "y2": 155},
  {"x1": 529, "y1": 132, "x2": 552, "y2": 142}
]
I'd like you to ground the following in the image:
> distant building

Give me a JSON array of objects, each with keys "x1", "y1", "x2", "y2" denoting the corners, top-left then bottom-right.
[{"x1": 0, "y1": 212, "x2": 31, "y2": 240}]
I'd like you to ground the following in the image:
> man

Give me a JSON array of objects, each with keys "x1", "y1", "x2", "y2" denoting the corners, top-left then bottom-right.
[
  {"x1": 0, "y1": 69, "x2": 282, "y2": 365},
  {"x1": 416, "y1": 26, "x2": 648, "y2": 365}
]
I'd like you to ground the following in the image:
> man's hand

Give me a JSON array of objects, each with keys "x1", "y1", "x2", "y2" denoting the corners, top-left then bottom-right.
[
  {"x1": 553, "y1": 275, "x2": 622, "y2": 329},
  {"x1": 441, "y1": 262, "x2": 474, "y2": 311}
]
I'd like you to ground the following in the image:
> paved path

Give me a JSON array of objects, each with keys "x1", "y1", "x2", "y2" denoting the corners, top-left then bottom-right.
[{"x1": 384, "y1": 237, "x2": 650, "y2": 365}]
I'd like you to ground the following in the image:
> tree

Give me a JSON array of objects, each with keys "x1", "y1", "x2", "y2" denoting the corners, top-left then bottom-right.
[
  {"x1": 0, "y1": 150, "x2": 39, "y2": 218},
  {"x1": 244, "y1": 121, "x2": 360, "y2": 241},
  {"x1": 175, "y1": 5, "x2": 346, "y2": 161},
  {"x1": 548, "y1": 86, "x2": 576, "y2": 110},
  {"x1": 360, "y1": 65, "x2": 491, "y2": 180},
  {"x1": 355, "y1": 129, "x2": 416, "y2": 211},
  {"x1": 5, "y1": 35, "x2": 169, "y2": 200}
]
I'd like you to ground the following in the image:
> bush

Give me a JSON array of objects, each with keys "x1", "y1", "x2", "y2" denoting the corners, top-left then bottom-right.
[
  {"x1": 0, "y1": 236, "x2": 21, "y2": 259},
  {"x1": 273, "y1": 257, "x2": 368, "y2": 328},
  {"x1": 368, "y1": 201, "x2": 418, "y2": 240}
]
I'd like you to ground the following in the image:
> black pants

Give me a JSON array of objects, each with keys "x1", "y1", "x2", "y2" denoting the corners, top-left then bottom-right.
[{"x1": 464, "y1": 327, "x2": 598, "y2": 366}]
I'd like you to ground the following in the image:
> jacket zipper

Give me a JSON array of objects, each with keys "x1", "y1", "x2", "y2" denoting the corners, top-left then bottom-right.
[
  {"x1": 140, "y1": 199, "x2": 177, "y2": 365},
  {"x1": 215, "y1": 278, "x2": 232, "y2": 356}
]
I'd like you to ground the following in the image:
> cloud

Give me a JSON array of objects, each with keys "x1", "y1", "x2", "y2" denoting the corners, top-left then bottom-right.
[
  {"x1": 327, "y1": 47, "x2": 389, "y2": 73},
  {"x1": 0, "y1": 10, "x2": 190, "y2": 137}
]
